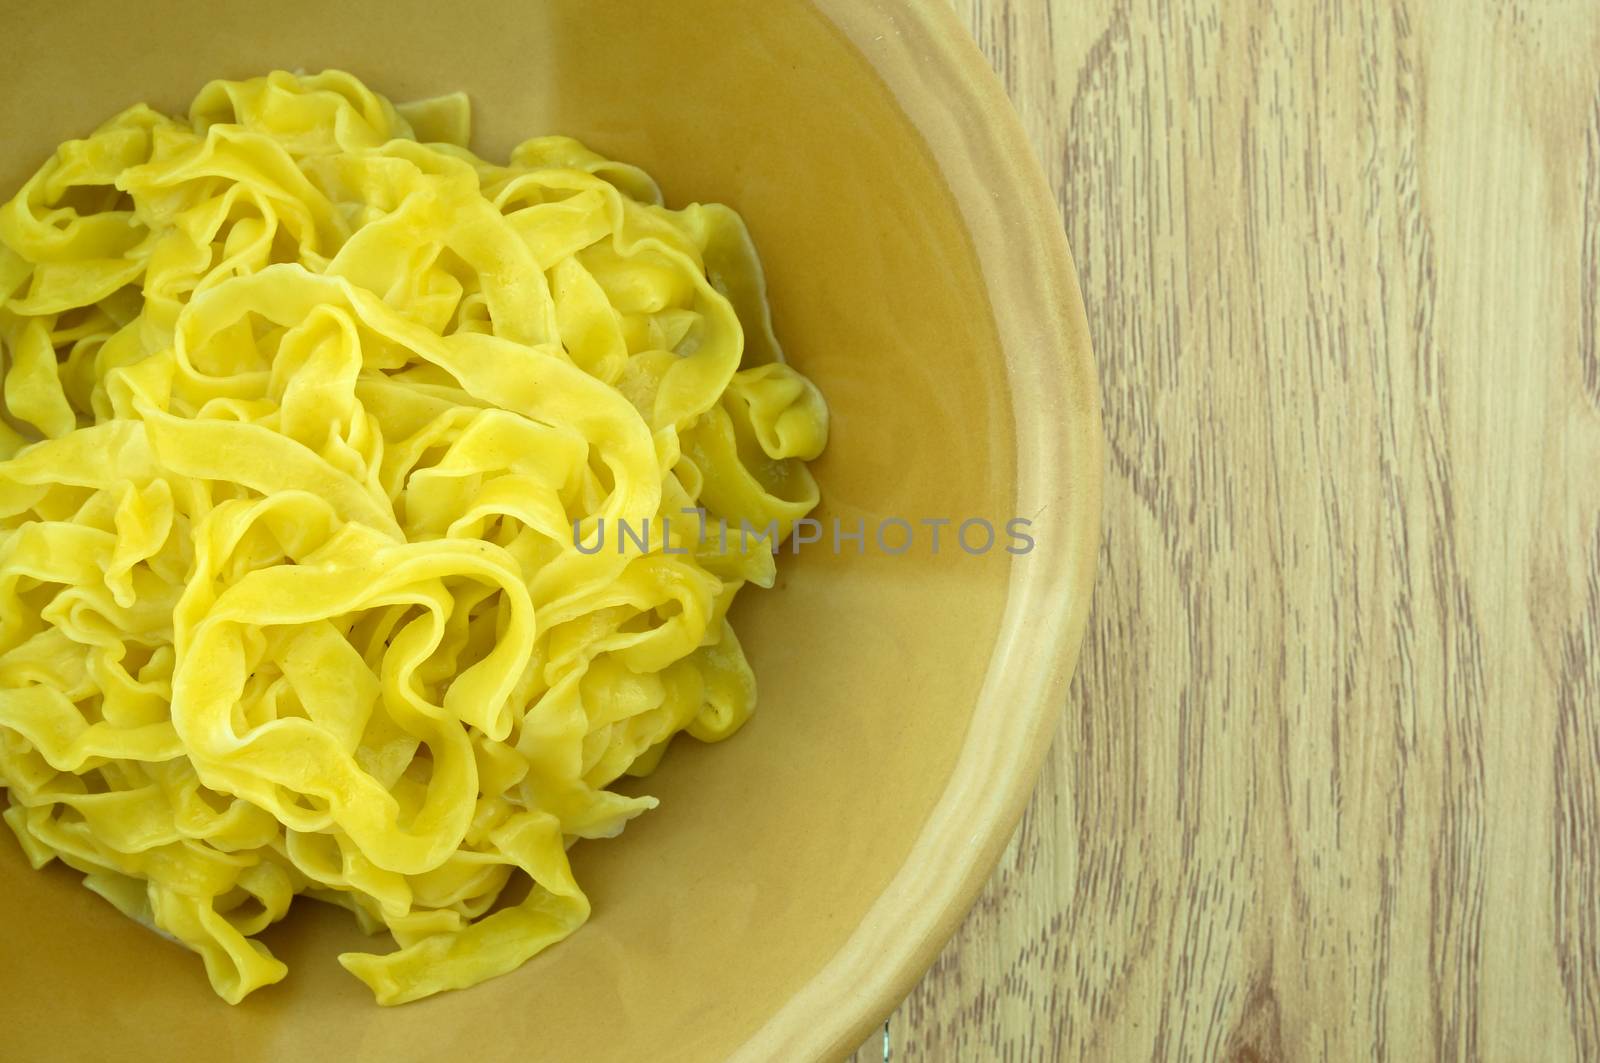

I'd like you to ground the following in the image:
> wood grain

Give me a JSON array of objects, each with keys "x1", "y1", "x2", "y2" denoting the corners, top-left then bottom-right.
[{"x1": 851, "y1": 0, "x2": 1600, "y2": 1058}]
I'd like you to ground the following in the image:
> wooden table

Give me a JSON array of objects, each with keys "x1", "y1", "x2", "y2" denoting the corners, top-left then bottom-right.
[{"x1": 853, "y1": 0, "x2": 1600, "y2": 1058}]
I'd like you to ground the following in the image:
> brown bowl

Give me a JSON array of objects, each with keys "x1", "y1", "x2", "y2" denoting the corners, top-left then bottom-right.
[{"x1": 0, "y1": 1, "x2": 1101, "y2": 1059}]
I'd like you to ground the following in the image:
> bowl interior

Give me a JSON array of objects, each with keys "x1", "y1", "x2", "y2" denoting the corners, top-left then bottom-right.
[{"x1": 0, "y1": 1, "x2": 1020, "y2": 1059}]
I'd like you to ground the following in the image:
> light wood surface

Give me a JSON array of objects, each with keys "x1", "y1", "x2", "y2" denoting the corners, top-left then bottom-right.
[{"x1": 852, "y1": 0, "x2": 1600, "y2": 1058}]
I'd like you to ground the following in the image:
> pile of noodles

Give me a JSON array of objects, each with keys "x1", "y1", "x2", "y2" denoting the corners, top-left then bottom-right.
[{"x1": 0, "y1": 70, "x2": 826, "y2": 1004}]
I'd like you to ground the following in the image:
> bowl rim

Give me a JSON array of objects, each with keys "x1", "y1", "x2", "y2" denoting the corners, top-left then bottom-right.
[
  {"x1": 0, "y1": 1, "x2": 1100, "y2": 1052},
  {"x1": 731, "y1": 3, "x2": 1104, "y2": 1059}
]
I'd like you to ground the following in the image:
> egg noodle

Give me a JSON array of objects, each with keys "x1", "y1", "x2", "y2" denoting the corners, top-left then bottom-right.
[{"x1": 0, "y1": 71, "x2": 826, "y2": 1004}]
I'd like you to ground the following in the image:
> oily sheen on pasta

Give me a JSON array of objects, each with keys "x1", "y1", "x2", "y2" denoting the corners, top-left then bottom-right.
[{"x1": 0, "y1": 71, "x2": 826, "y2": 1004}]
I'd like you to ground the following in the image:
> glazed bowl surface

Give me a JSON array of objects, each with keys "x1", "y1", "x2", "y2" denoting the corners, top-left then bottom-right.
[{"x1": 0, "y1": 2, "x2": 1101, "y2": 1059}]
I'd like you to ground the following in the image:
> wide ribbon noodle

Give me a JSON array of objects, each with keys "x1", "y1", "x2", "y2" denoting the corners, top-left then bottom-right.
[{"x1": 0, "y1": 71, "x2": 827, "y2": 1004}]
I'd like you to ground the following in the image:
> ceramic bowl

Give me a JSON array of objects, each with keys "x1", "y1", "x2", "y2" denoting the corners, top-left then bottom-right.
[{"x1": 0, "y1": 1, "x2": 1101, "y2": 1059}]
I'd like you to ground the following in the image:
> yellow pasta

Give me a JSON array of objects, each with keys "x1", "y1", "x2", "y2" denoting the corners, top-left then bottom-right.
[{"x1": 0, "y1": 70, "x2": 827, "y2": 1004}]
